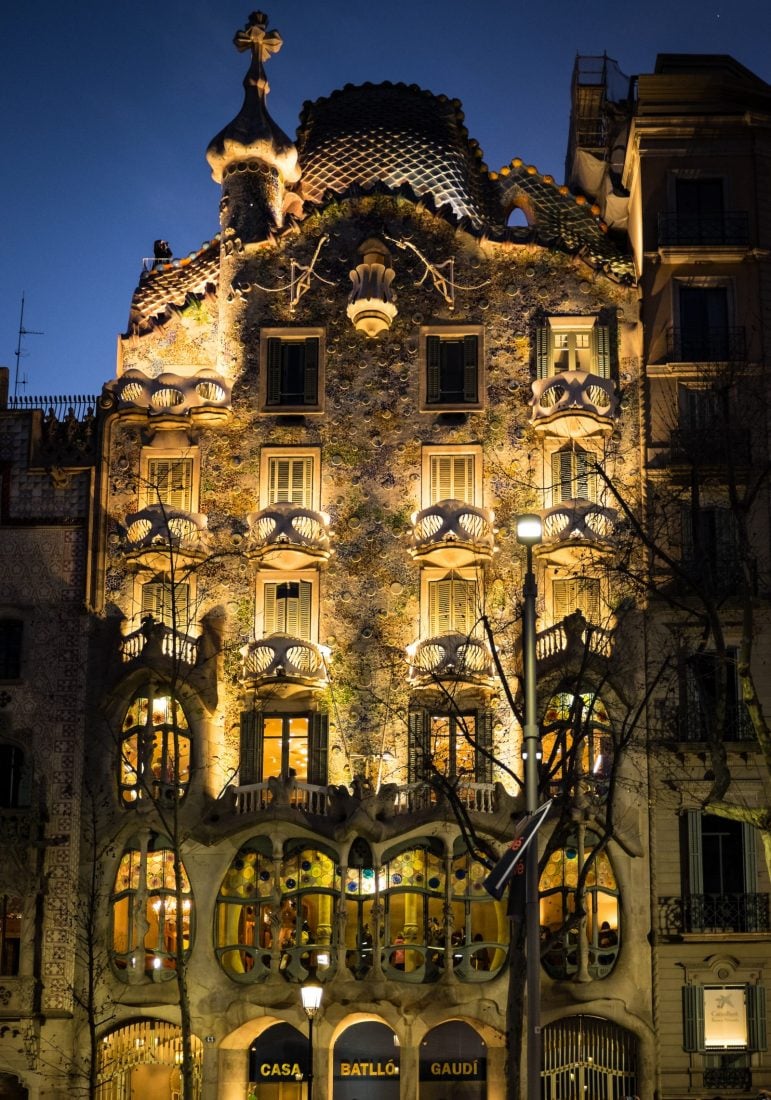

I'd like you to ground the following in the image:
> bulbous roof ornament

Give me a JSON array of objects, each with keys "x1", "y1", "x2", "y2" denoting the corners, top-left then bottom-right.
[{"x1": 206, "y1": 11, "x2": 300, "y2": 185}]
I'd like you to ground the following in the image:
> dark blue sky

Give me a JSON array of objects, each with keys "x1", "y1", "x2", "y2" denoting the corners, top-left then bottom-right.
[{"x1": 3, "y1": 0, "x2": 770, "y2": 397}]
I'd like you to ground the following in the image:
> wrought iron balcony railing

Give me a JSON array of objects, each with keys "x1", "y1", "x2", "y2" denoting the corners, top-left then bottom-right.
[
  {"x1": 246, "y1": 503, "x2": 332, "y2": 569},
  {"x1": 677, "y1": 705, "x2": 755, "y2": 743},
  {"x1": 409, "y1": 499, "x2": 496, "y2": 567},
  {"x1": 666, "y1": 326, "x2": 746, "y2": 363},
  {"x1": 530, "y1": 371, "x2": 618, "y2": 437},
  {"x1": 658, "y1": 211, "x2": 750, "y2": 248},
  {"x1": 123, "y1": 505, "x2": 209, "y2": 557},
  {"x1": 703, "y1": 1067, "x2": 752, "y2": 1091},
  {"x1": 240, "y1": 633, "x2": 328, "y2": 689},
  {"x1": 542, "y1": 499, "x2": 617, "y2": 543},
  {"x1": 659, "y1": 893, "x2": 770, "y2": 935},
  {"x1": 407, "y1": 632, "x2": 494, "y2": 684}
]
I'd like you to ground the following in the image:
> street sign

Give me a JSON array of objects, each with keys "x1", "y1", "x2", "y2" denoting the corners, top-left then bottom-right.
[{"x1": 482, "y1": 800, "x2": 553, "y2": 901}]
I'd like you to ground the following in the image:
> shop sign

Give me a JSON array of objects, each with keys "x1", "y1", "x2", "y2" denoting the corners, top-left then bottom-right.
[
  {"x1": 704, "y1": 987, "x2": 748, "y2": 1048},
  {"x1": 420, "y1": 1057, "x2": 486, "y2": 1081}
]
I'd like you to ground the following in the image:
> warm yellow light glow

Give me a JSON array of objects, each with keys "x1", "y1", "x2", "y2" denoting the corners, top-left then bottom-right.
[{"x1": 516, "y1": 514, "x2": 543, "y2": 546}]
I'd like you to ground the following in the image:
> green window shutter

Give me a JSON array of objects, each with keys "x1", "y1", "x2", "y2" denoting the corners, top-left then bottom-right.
[
  {"x1": 687, "y1": 810, "x2": 704, "y2": 894},
  {"x1": 594, "y1": 325, "x2": 611, "y2": 378},
  {"x1": 408, "y1": 709, "x2": 430, "y2": 783},
  {"x1": 475, "y1": 709, "x2": 493, "y2": 783},
  {"x1": 303, "y1": 337, "x2": 319, "y2": 405},
  {"x1": 747, "y1": 984, "x2": 767, "y2": 1050},
  {"x1": 239, "y1": 712, "x2": 263, "y2": 785},
  {"x1": 536, "y1": 325, "x2": 550, "y2": 378},
  {"x1": 266, "y1": 338, "x2": 283, "y2": 405},
  {"x1": 463, "y1": 335, "x2": 479, "y2": 403},
  {"x1": 682, "y1": 985, "x2": 704, "y2": 1052},
  {"x1": 426, "y1": 336, "x2": 442, "y2": 403},
  {"x1": 308, "y1": 713, "x2": 329, "y2": 785}
]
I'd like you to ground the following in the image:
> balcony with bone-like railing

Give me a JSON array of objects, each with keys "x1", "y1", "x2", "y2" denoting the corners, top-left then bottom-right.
[
  {"x1": 122, "y1": 505, "x2": 210, "y2": 564},
  {"x1": 240, "y1": 633, "x2": 329, "y2": 693},
  {"x1": 246, "y1": 503, "x2": 332, "y2": 570},
  {"x1": 530, "y1": 372, "x2": 618, "y2": 437},
  {"x1": 534, "y1": 611, "x2": 614, "y2": 674},
  {"x1": 105, "y1": 369, "x2": 231, "y2": 424},
  {"x1": 409, "y1": 499, "x2": 496, "y2": 568},
  {"x1": 541, "y1": 499, "x2": 618, "y2": 548},
  {"x1": 407, "y1": 632, "x2": 494, "y2": 686},
  {"x1": 119, "y1": 617, "x2": 201, "y2": 668}
]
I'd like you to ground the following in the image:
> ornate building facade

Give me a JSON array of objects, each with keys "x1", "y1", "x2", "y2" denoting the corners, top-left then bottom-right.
[{"x1": 0, "y1": 17, "x2": 770, "y2": 1100}]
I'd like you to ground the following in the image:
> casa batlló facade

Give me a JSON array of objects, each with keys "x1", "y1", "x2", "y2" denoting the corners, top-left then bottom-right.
[{"x1": 1, "y1": 14, "x2": 770, "y2": 1100}]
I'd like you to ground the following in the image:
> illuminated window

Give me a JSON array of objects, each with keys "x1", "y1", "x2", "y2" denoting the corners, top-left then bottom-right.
[
  {"x1": 215, "y1": 837, "x2": 275, "y2": 981},
  {"x1": 539, "y1": 830, "x2": 619, "y2": 980},
  {"x1": 408, "y1": 709, "x2": 493, "y2": 783},
  {"x1": 119, "y1": 687, "x2": 191, "y2": 805},
  {"x1": 683, "y1": 983, "x2": 766, "y2": 1053},
  {"x1": 540, "y1": 692, "x2": 612, "y2": 798},
  {"x1": 381, "y1": 841, "x2": 445, "y2": 980},
  {"x1": 277, "y1": 841, "x2": 340, "y2": 981},
  {"x1": 111, "y1": 836, "x2": 192, "y2": 979},
  {"x1": 449, "y1": 845, "x2": 508, "y2": 979},
  {"x1": 0, "y1": 896, "x2": 21, "y2": 976},
  {"x1": 536, "y1": 317, "x2": 610, "y2": 377},
  {"x1": 238, "y1": 712, "x2": 328, "y2": 785}
]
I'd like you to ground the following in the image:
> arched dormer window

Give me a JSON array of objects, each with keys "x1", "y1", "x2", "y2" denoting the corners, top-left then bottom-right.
[
  {"x1": 119, "y1": 686, "x2": 191, "y2": 805},
  {"x1": 541, "y1": 692, "x2": 612, "y2": 800},
  {"x1": 111, "y1": 834, "x2": 193, "y2": 980}
]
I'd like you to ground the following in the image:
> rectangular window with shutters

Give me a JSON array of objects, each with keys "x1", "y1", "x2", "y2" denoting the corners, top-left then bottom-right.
[
  {"x1": 239, "y1": 711, "x2": 328, "y2": 784},
  {"x1": 552, "y1": 576, "x2": 601, "y2": 622},
  {"x1": 422, "y1": 446, "x2": 481, "y2": 507},
  {"x1": 681, "y1": 810, "x2": 760, "y2": 931},
  {"x1": 141, "y1": 576, "x2": 191, "y2": 632},
  {"x1": 143, "y1": 456, "x2": 195, "y2": 511},
  {"x1": 261, "y1": 450, "x2": 318, "y2": 508},
  {"x1": 260, "y1": 577, "x2": 314, "y2": 639},
  {"x1": 536, "y1": 317, "x2": 610, "y2": 378},
  {"x1": 408, "y1": 708, "x2": 493, "y2": 783},
  {"x1": 683, "y1": 983, "x2": 766, "y2": 1052},
  {"x1": 259, "y1": 328, "x2": 325, "y2": 412},
  {"x1": 420, "y1": 326, "x2": 484, "y2": 410},
  {"x1": 425, "y1": 572, "x2": 479, "y2": 637},
  {"x1": 550, "y1": 447, "x2": 599, "y2": 505}
]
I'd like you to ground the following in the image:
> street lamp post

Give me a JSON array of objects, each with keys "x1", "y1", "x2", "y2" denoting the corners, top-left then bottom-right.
[
  {"x1": 516, "y1": 513, "x2": 543, "y2": 1100},
  {"x1": 300, "y1": 974, "x2": 323, "y2": 1100}
]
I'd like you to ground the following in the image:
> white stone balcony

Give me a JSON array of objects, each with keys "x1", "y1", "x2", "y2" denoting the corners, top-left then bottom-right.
[
  {"x1": 535, "y1": 611, "x2": 613, "y2": 673},
  {"x1": 229, "y1": 779, "x2": 330, "y2": 816},
  {"x1": 246, "y1": 503, "x2": 332, "y2": 569},
  {"x1": 530, "y1": 371, "x2": 618, "y2": 437},
  {"x1": 120, "y1": 619, "x2": 201, "y2": 668},
  {"x1": 391, "y1": 781, "x2": 498, "y2": 815},
  {"x1": 541, "y1": 499, "x2": 617, "y2": 544},
  {"x1": 123, "y1": 505, "x2": 209, "y2": 563},
  {"x1": 407, "y1": 632, "x2": 494, "y2": 685},
  {"x1": 409, "y1": 499, "x2": 496, "y2": 567},
  {"x1": 108, "y1": 369, "x2": 231, "y2": 423},
  {"x1": 240, "y1": 633, "x2": 329, "y2": 693}
]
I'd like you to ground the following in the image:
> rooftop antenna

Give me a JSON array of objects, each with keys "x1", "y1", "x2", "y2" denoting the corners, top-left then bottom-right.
[{"x1": 14, "y1": 293, "x2": 43, "y2": 397}]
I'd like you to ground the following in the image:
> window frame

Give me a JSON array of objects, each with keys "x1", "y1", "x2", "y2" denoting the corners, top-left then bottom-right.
[
  {"x1": 408, "y1": 707, "x2": 493, "y2": 784},
  {"x1": 552, "y1": 576, "x2": 601, "y2": 622},
  {"x1": 139, "y1": 448, "x2": 199, "y2": 512},
  {"x1": 419, "y1": 325, "x2": 485, "y2": 412},
  {"x1": 239, "y1": 710, "x2": 328, "y2": 786},
  {"x1": 421, "y1": 445, "x2": 482, "y2": 508},
  {"x1": 536, "y1": 316, "x2": 610, "y2": 379},
  {"x1": 549, "y1": 445, "x2": 600, "y2": 505},
  {"x1": 421, "y1": 568, "x2": 482, "y2": 639},
  {"x1": 118, "y1": 686, "x2": 192, "y2": 806},
  {"x1": 257, "y1": 573, "x2": 316, "y2": 640},
  {"x1": 259, "y1": 328, "x2": 326, "y2": 414},
  {"x1": 260, "y1": 447, "x2": 320, "y2": 509}
]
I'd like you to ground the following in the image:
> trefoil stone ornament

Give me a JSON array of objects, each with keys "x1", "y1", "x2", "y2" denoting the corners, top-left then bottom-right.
[{"x1": 347, "y1": 239, "x2": 398, "y2": 338}]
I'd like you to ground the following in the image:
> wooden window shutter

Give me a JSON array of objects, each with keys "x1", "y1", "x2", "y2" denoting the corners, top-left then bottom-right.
[
  {"x1": 430, "y1": 454, "x2": 474, "y2": 504},
  {"x1": 551, "y1": 450, "x2": 574, "y2": 504},
  {"x1": 429, "y1": 578, "x2": 452, "y2": 635},
  {"x1": 239, "y1": 711, "x2": 263, "y2": 785},
  {"x1": 686, "y1": 810, "x2": 704, "y2": 894},
  {"x1": 475, "y1": 709, "x2": 494, "y2": 783},
  {"x1": 263, "y1": 583, "x2": 278, "y2": 634},
  {"x1": 747, "y1": 984, "x2": 767, "y2": 1050},
  {"x1": 682, "y1": 985, "x2": 704, "y2": 1052},
  {"x1": 146, "y1": 458, "x2": 193, "y2": 511},
  {"x1": 593, "y1": 324, "x2": 611, "y2": 378},
  {"x1": 452, "y1": 577, "x2": 476, "y2": 634},
  {"x1": 408, "y1": 709, "x2": 430, "y2": 783},
  {"x1": 266, "y1": 580, "x2": 311, "y2": 637},
  {"x1": 426, "y1": 336, "x2": 442, "y2": 403},
  {"x1": 303, "y1": 337, "x2": 319, "y2": 405},
  {"x1": 266, "y1": 338, "x2": 283, "y2": 405},
  {"x1": 536, "y1": 325, "x2": 550, "y2": 378},
  {"x1": 575, "y1": 449, "x2": 597, "y2": 501},
  {"x1": 463, "y1": 335, "x2": 479, "y2": 402},
  {"x1": 308, "y1": 713, "x2": 329, "y2": 785},
  {"x1": 553, "y1": 578, "x2": 599, "y2": 622},
  {"x1": 142, "y1": 578, "x2": 189, "y2": 629},
  {"x1": 269, "y1": 457, "x2": 313, "y2": 506}
]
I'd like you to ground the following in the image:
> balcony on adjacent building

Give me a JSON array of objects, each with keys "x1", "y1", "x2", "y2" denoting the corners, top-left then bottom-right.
[
  {"x1": 530, "y1": 372, "x2": 618, "y2": 437},
  {"x1": 123, "y1": 505, "x2": 209, "y2": 564},
  {"x1": 240, "y1": 633, "x2": 328, "y2": 693},
  {"x1": 669, "y1": 427, "x2": 749, "y2": 468},
  {"x1": 120, "y1": 618, "x2": 201, "y2": 668},
  {"x1": 541, "y1": 499, "x2": 617, "y2": 546},
  {"x1": 409, "y1": 499, "x2": 496, "y2": 567},
  {"x1": 666, "y1": 326, "x2": 746, "y2": 363},
  {"x1": 658, "y1": 211, "x2": 750, "y2": 249},
  {"x1": 407, "y1": 632, "x2": 494, "y2": 686},
  {"x1": 246, "y1": 503, "x2": 332, "y2": 570},
  {"x1": 535, "y1": 611, "x2": 614, "y2": 674},
  {"x1": 658, "y1": 893, "x2": 770, "y2": 936}
]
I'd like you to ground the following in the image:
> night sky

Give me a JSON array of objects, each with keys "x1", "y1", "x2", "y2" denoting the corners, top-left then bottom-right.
[{"x1": 3, "y1": 0, "x2": 769, "y2": 397}]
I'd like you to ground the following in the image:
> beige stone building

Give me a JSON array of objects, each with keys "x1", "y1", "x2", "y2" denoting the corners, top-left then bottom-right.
[{"x1": 1, "y1": 19, "x2": 770, "y2": 1100}]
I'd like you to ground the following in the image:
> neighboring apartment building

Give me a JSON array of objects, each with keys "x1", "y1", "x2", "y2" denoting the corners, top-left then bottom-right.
[{"x1": 0, "y1": 19, "x2": 769, "y2": 1100}]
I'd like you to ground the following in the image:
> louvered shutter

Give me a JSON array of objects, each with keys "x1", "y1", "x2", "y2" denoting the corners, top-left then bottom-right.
[
  {"x1": 269, "y1": 457, "x2": 313, "y2": 506},
  {"x1": 551, "y1": 450, "x2": 574, "y2": 504},
  {"x1": 408, "y1": 709, "x2": 430, "y2": 783},
  {"x1": 452, "y1": 577, "x2": 476, "y2": 634},
  {"x1": 143, "y1": 578, "x2": 189, "y2": 629},
  {"x1": 263, "y1": 583, "x2": 278, "y2": 634},
  {"x1": 575, "y1": 449, "x2": 597, "y2": 501},
  {"x1": 686, "y1": 810, "x2": 704, "y2": 894},
  {"x1": 593, "y1": 324, "x2": 611, "y2": 378},
  {"x1": 463, "y1": 335, "x2": 479, "y2": 402},
  {"x1": 147, "y1": 459, "x2": 193, "y2": 510},
  {"x1": 426, "y1": 336, "x2": 442, "y2": 403},
  {"x1": 303, "y1": 337, "x2": 319, "y2": 405},
  {"x1": 475, "y1": 709, "x2": 494, "y2": 783},
  {"x1": 536, "y1": 325, "x2": 550, "y2": 378},
  {"x1": 429, "y1": 578, "x2": 452, "y2": 635},
  {"x1": 682, "y1": 985, "x2": 704, "y2": 1052},
  {"x1": 430, "y1": 454, "x2": 474, "y2": 504},
  {"x1": 266, "y1": 580, "x2": 312, "y2": 637},
  {"x1": 239, "y1": 711, "x2": 263, "y2": 785},
  {"x1": 266, "y1": 338, "x2": 283, "y2": 405},
  {"x1": 308, "y1": 713, "x2": 328, "y2": 785},
  {"x1": 747, "y1": 984, "x2": 767, "y2": 1050},
  {"x1": 552, "y1": 578, "x2": 599, "y2": 622}
]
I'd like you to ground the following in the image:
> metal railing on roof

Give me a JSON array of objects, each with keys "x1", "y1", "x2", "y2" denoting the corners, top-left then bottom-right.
[{"x1": 7, "y1": 394, "x2": 99, "y2": 419}]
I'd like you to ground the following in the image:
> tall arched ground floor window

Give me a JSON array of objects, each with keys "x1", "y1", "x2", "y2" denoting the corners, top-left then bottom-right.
[
  {"x1": 541, "y1": 1015, "x2": 637, "y2": 1099},
  {"x1": 96, "y1": 1019, "x2": 203, "y2": 1100}
]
